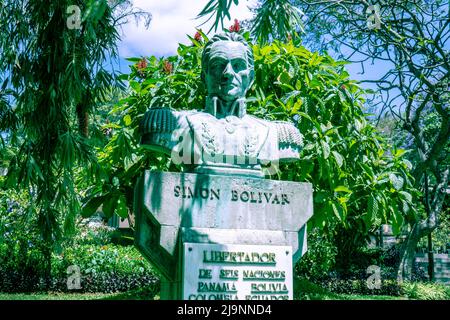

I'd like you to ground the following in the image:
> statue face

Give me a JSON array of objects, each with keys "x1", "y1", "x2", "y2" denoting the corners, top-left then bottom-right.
[{"x1": 205, "y1": 41, "x2": 252, "y2": 102}]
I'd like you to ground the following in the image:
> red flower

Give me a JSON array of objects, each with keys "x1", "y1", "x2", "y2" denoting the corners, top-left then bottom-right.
[
  {"x1": 229, "y1": 19, "x2": 240, "y2": 32},
  {"x1": 162, "y1": 60, "x2": 173, "y2": 74},
  {"x1": 137, "y1": 58, "x2": 147, "y2": 72},
  {"x1": 194, "y1": 31, "x2": 202, "y2": 42}
]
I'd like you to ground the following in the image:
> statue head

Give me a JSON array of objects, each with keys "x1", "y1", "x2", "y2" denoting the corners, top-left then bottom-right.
[{"x1": 201, "y1": 33, "x2": 255, "y2": 116}]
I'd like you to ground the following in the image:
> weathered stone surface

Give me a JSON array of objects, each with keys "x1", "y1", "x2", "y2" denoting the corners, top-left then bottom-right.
[{"x1": 134, "y1": 170, "x2": 313, "y2": 280}]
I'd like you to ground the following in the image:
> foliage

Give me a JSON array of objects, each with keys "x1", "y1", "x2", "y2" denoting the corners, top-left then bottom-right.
[
  {"x1": 245, "y1": 36, "x2": 419, "y2": 243},
  {"x1": 196, "y1": 0, "x2": 449, "y2": 282},
  {"x1": 418, "y1": 217, "x2": 449, "y2": 253},
  {"x1": 0, "y1": 0, "x2": 151, "y2": 286},
  {"x1": 0, "y1": 191, "x2": 157, "y2": 294},
  {"x1": 249, "y1": 0, "x2": 304, "y2": 44},
  {"x1": 0, "y1": 243, "x2": 159, "y2": 293},
  {"x1": 293, "y1": 0, "x2": 450, "y2": 281},
  {"x1": 196, "y1": 0, "x2": 239, "y2": 33},
  {"x1": 401, "y1": 282, "x2": 450, "y2": 300},
  {"x1": 0, "y1": 289, "x2": 403, "y2": 300},
  {"x1": 51, "y1": 244, "x2": 159, "y2": 293},
  {"x1": 294, "y1": 277, "x2": 335, "y2": 300},
  {"x1": 294, "y1": 278, "x2": 409, "y2": 300},
  {"x1": 318, "y1": 278, "x2": 401, "y2": 296},
  {"x1": 295, "y1": 228, "x2": 337, "y2": 280},
  {"x1": 0, "y1": 292, "x2": 128, "y2": 300},
  {"x1": 197, "y1": 0, "x2": 303, "y2": 44},
  {"x1": 0, "y1": 186, "x2": 51, "y2": 292}
]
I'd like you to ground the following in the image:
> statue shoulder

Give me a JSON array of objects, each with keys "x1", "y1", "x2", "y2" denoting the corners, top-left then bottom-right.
[
  {"x1": 273, "y1": 120, "x2": 303, "y2": 149},
  {"x1": 139, "y1": 107, "x2": 198, "y2": 135}
]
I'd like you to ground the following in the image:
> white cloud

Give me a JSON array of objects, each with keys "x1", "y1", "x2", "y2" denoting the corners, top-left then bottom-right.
[{"x1": 118, "y1": 0, "x2": 257, "y2": 58}]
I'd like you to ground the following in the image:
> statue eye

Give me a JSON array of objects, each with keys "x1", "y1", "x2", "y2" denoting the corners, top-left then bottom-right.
[
  {"x1": 232, "y1": 60, "x2": 245, "y2": 72},
  {"x1": 210, "y1": 61, "x2": 226, "y2": 74}
]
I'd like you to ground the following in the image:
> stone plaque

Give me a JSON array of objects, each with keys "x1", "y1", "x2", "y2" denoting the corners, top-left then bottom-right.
[{"x1": 182, "y1": 243, "x2": 293, "y2": 300}]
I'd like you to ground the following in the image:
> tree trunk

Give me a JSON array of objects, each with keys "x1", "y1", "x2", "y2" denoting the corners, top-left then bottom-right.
[
  {"x1": 397, "y1": 168, "x2": 449, "y2": 281},
  {"x1": 42, "y1": 243, "x2": 52, "y2": 290},
  {"x1": 427, "y1": 233, "x2": 434, "y2": 281},
  {"x1": 76, "y1": 103, "x2": 89, "y2": 138},
  {"x1": 398, "y1": 223, "x2": 421, "y2": 282}
]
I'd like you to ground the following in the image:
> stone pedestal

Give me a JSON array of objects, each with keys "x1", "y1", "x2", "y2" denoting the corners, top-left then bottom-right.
[{"x1": 134, "y1": 171, "x2": 313, "y2": 300}]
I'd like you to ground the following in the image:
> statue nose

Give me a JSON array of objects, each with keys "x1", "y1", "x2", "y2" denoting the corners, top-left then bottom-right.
[{"x1": 223, "y1": 62, "x2": 234, "y2": 79}]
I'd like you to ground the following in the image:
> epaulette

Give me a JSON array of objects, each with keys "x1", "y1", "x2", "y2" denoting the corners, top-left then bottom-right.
[
  {"x1": 140, "y1": 107, "x2": 178, "y2": 135},
  {"x1": 274, "y1": 121, "x2": 303, "y2": 149}
]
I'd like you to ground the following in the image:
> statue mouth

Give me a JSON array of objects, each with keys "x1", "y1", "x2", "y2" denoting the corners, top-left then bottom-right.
[{"x1": 221, "y1": 83, "x2": 236, "y2": 90}]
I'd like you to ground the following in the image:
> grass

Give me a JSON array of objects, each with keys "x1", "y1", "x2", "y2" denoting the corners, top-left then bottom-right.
[
  {"x1": 293, "y1": 278, "x2": 404, "y2": 300},
  {"x1": 0, "y1": 287, "x2": 159, "y2": 300},
  {"x1": 0, "y1": 291, "x2": 404, "y2": 300},
  {"x1": 0, "y1": 292, "x2": 117, "y2": 300},
  {"x1": 0, "y1": 279, "x2": 447, "y2": 300},
  {"x1": 297, "y1": 292, "x2": 407, "y2": 300}
]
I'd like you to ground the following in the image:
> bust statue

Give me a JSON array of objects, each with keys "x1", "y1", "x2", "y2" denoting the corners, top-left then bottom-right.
[{"x1": 140, "y1": 32, "x2": 302, "y2": 177}]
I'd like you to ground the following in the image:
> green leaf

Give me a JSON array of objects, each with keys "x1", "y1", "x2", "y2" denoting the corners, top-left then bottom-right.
[
  {"x1": 81, "y1": 195, "x2": 105, "y2": 218},
  {"x1": 129, "y1": 80, "x2": 141, "y2": 93},
  {"x1": 391, "y1": 207, "x2": 404, "y2": 235},
  {"x1": 334, "y1": 185, "x2": 352, "y2": 193},
  {"x1": 103, "y1": 193, "x2": 118, "y2": 218},
  {"x1": 123, "y1": 115, "x2": 132, "y2": 126},
  {"x1": 125, "y1": 57, "x2": 142, "y2": 62},
  {"x1": 331, "y1": 202, "x2": 343, "y2": 222},
  {"x1": 332, "y1": 151, "x2": 344, "y2": 168},
  {"x1": 368, "y1": 195, "x2": 378, "y2": 222},
  {"x1": 116, "y1": 195, "x2": 128, "y2": 219},
  {"x1": 401, "y1": 200, "x2": 410, "y2": 214},
  {"x1": 320, "y1": 140, "x2": 330, "y2": 159},
  {"x1": 389, "y1": 173, "x2": 404, "y2": 190},
  {"x1": 394, "y1": 149, "x2": 406, "y2": 157},
  {"x1": 354, "y1": 119, "x2": 363, "y2": 131},
  {"x1": 403, "y1": 159, "x2": 413, "y2": 170},
  {"x1": 314, "y1": 191, "x2": 329, "y2": 203},
  {"x1": 399, "y1": 191, "x2": 412, "y2": 203},
  {"x1": 279, "y1": 71, "x2": 291, "y2": 84}
]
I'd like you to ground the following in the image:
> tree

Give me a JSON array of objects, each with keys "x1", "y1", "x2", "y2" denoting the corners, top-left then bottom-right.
[
  {"x1": 197, "y1": 0, "x2": 304, "y2": 43},
  {"x1": 199, "y1": 0, "x2": 450, "y2": 281},
  {"x1": 0, "y1": 0, "x2": 151, "y2": 286},
  {"x1": 294, "y1": 0, "x2": 449, "y2": 282}
]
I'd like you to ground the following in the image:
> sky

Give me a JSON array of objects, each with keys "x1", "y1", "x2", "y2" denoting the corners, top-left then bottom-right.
[
  {"x1": 115, "y1": 0, "x2": 258, "y2": 73},
  {"x1": 115, "y1": 0, "x2": 390, "y2": 104}
]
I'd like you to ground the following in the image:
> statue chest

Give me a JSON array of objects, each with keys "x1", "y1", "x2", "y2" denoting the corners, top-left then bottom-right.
[{"x1": 186, "y1": 114, "x2": 271, "y2": 163}]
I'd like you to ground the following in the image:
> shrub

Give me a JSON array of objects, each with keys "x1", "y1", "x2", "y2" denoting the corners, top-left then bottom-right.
[
  {"x1": 68, "y1": 216, "x2": 118, "y2": 246},
  {"x1": 294, "y1": 277, "x2": 337, "y2": 300},
  {"x1": 0, "y1": 189, "x2": 52, "y2": 292},
  {"x1": 401, "y1": 282, "x2": 450, "y2": 300},
  {"x1": 295, "y1": 228, "x2": 338, "y2": 280},
  {"x1": 318, "y1": 278, "x2": 401, "y2": 296},
  {"x1": 0, "y1": 243, "x2": 49, "y2": 293},
  {"x1": 51, "y1": 244, "x2": 159, "y2": 293},
  {"x1": 0, "y1": 243, "x2": 159, "y2": 294}
]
